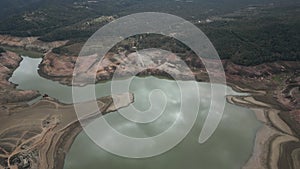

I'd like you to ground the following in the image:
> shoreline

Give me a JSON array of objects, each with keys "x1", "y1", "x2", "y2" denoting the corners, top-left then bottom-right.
[
  {"x1": 38, "y1": 71, "x2": 300, "y2": 169},
  {"x1": 0, "y1": 94, "x2": 134, "y2": 169},
  {"x1": 0, "y1": 45, "x2": 299, "y2": 168},
  {"x1": 0, "y1": 51, "x2": 41, "y2": 104},
  {"x1": 227, "y1": 94, "x2": 299, "y2": 169}
]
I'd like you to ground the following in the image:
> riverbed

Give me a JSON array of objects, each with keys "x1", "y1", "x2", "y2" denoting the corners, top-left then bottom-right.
[{"x1": 10, "y1": 56, "x2": 261, "y2": 169}]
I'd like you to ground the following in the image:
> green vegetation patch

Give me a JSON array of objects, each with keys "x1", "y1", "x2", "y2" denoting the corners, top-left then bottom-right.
[
  {"x1": 198, "y1": 5, "x2": 300, "y2": 65},
  {"x1": 0, "y1": 47, "x2": 5, "y2": 53}
]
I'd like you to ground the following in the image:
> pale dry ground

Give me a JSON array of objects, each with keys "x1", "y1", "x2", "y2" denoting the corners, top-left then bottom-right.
[
  {"x1": 227, "y1": 95, "x2": 299, "y2": 169},
  {"x1": 0, "y1": 93, "x2": 133, "y2": 169}
]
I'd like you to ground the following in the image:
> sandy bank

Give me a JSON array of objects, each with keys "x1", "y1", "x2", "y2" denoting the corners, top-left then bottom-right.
[{"x1": 227, "y1": 94, "x2": 299, "y2": 169}]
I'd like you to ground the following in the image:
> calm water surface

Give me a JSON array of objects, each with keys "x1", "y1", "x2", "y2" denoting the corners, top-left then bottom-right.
[{"x1": 11, "y1": 56, "x2": 261, "y2": 169}]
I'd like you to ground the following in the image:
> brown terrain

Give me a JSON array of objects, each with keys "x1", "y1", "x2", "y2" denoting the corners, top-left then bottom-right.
[
  {"x1": 39, "y1": 50, "x2": 300, "y2": 169},
  {"x1": 0, "y1": 46, "x2": 134, "y2": 169},
  {"x1": 0, "y1": 51, "x2": 40, "y2": 104},
  {"x1": 0, "y1": 34, "x2": 299, "y2": 169},
  {"x1": 0, "y1": 93, "x2": 133, "y2": 169}
]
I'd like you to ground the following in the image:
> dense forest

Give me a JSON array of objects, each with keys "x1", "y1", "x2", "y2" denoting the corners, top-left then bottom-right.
[
  {"x1": 200, "y1": 5, "x2": 300, "y2": 65},
  {"x1": 51, "y1": 4, "x2": 300, "y2": 66},
  {"x1": 0, "y1": 0, "x2": 299, "y2": 65}
]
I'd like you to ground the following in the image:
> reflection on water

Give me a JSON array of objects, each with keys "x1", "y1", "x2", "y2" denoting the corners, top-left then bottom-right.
[
  {"x1": 64, "y1": 77, "x2": 260, "y2": 169},
  {"x1": 10, "y1": 56, "x2": 261, "y2": 169}
]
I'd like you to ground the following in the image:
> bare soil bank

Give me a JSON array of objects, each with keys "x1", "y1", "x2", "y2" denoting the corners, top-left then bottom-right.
[
  {"x1": 0, "y1": 35, "x2": 299, "y2": 168},
  {"x1": 0, "y1": 51, "x2": 40, "y2": 104},
  {"x1": 0, "y1": 93, "x2": 133, "y2": 169},
  {"x1": 39, "y1": 51, "x2": 300, "y2": 169}
]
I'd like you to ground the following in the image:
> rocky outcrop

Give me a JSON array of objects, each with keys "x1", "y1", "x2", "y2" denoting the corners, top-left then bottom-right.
[
  {"x1": 39, "y1": 51, "x2": 300, "y2": 87},
  {"x1": 38, "y1": 52, "x2": 76, "y2": 85},
  {"x1": 39, "y1": 50, "x2": 202, "y2": 86}
]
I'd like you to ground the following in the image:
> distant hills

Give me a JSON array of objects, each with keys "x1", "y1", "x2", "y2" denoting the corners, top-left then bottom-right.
[
  {"x1": 0, "y1": 0, "x2": 43, "y2": 17},
  {"x1": 0, "y1": 0, "x2": 298, "y2": 37},
  {"x1": 0, "y1": 0, "x2": 299, "y2": 65}
]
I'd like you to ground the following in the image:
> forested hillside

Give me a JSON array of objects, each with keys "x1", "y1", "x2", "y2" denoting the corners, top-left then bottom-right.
[{"x1": 0, "y1": 0, "x2": 299, "y2": 65}]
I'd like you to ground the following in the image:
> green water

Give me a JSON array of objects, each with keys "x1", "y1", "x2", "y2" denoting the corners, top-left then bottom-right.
[
  {"x1": 10, "y1": 56, "x2": 113, "y2": 103},
  {"x1": 11, "y1": 56, "x2": 261, "y2": 169}
]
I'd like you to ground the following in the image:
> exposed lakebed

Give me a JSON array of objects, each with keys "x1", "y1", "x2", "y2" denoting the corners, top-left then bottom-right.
[{"x1": 11, "y1": 56, "x2": 261, "y2": 169}]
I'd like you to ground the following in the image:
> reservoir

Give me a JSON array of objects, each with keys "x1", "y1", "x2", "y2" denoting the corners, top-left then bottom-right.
[{"x1": 11, "y1": 56, "x2": 261, "y2": 169}]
